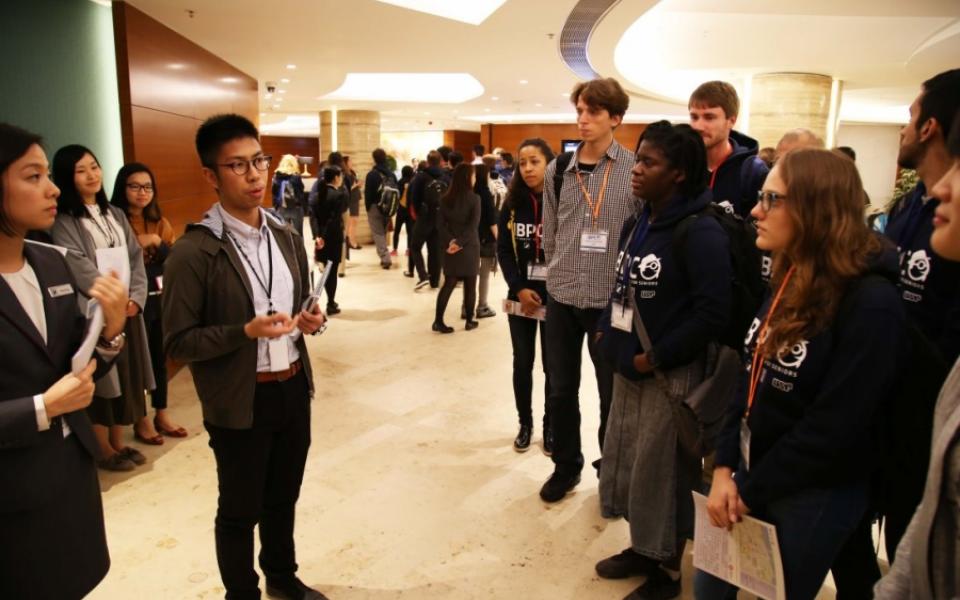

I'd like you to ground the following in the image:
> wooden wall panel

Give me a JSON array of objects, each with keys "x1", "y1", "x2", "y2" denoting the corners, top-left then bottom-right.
[
  {"x1": 443, "y1": 130, "x2": 481, "y2": 162},
  {"x1": 113, "y1": 1, "x2": 258, "y2": 234},
  {"x1": 260, "y1": 135, "x2": 321, "y2": 184},
  {"x1": 483, "y1": 123, "x2": 648, "y2": 157}
]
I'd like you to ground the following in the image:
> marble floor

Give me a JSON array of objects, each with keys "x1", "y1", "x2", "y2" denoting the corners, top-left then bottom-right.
[{"x1": 90, "y1": 238, "x2": 842, "y2": 600}]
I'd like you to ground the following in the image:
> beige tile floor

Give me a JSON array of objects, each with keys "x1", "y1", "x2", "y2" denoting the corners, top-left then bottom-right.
[{"x1": 90, "y1": 237, "x2": 843, "y2": 600}]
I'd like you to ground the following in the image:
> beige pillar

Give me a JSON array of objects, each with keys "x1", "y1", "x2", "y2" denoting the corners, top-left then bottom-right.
[
  {"x1": 748, "y1": 73, "x2": 842, "y2": 150},
  {"x1": 319, "y1": 110, "x2": 381, "y2": 244}
]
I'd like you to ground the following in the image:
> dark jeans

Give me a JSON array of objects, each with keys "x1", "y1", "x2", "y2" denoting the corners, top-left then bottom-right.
[
  {"x1": 508, "y1": 313, "x2": 551, "y2": 429},
  {"x1": 145, "y1": 313, "x2": 167, "y2": 410},
  {"x1": 393, "y1": 208, "x2": 409, "y2": 249},
  {"x1": 411, "y1": 228, "x2": 440, "y2": 287},
  {"x1": 694, "y1": 482, "x2": 870, "y2": 600},
  {"x1": 831, "y1": 513, "x2": 881, "y2": 599},
  {"x1": 436, "y1": 275, "x2": 476, "y2": 324},
  {"x1": 204, "y1": 370, "x2": 311, "y2": 600},
  {"x1": 544, "y1": 299, "x2": 614, "y2": 476}
]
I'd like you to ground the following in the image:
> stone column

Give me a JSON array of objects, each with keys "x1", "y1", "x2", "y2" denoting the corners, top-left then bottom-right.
[
  {"x1": 748, "y1": 73, "x2": 842, "y2": 150},
  {"x1": 318, "y1": 109, "x2": 381, "y2": 244}
]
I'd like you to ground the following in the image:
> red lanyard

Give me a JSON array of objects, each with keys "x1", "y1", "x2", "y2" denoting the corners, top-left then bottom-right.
[
  {"x1": 746, "y1": 266, "x2": 795, "y2": 417},
  {"x1": 530, "y1": 192, "x2": 541, "y2": 261},
  {"x1": 576, "y1": 160, "x2": 613, "y2": 228}
]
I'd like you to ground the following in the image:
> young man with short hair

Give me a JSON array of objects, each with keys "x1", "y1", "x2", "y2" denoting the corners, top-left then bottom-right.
[
  {"x1": 408, "y1": 150, "x2": 448, "y2": 289},
  {"x1": 688, "y1": 81, "x2": 768, "y2": 217},
  {"x1": 540, "y1": 77, "x2": 637, "y2": 502},
  {"x1": 363, "y1": 148, "x2": 395, "y2": 269},
  {"x1": 163, "y1": 114, "x2": 327, "y2": 600},
  {"x1": 472, "y1": 144, "x2": 485, "y2": 165}
]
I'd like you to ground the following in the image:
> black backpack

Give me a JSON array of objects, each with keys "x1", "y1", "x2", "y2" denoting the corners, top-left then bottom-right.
[
  {"x1": 552, "y1": 151, "x2": 574, "y2": 201},
  {"x1": 376, "y1": 170, "x2": 401, "y2": 217},
  {"x1": 673, "y1": 202, "x2": 766, "y2": 352}
]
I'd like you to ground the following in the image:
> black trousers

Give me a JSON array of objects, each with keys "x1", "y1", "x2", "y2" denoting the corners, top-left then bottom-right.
[
  {"x1": 324, "y1": 260, "x2": 339, "y2": 305},
  {"x1": 411, "y1": 228, "x2": 440, "y2": 287},
  {"x1": 544, "y1": 299, "x2": 614, "y2": 476},
  {"x1": 204, "y1": 370, "x2": 311, "y2": 600},
  {"x1": 436, "y1": 274, "x2": 476, "y2": 323},
  {"x1": 831, "y1": 513, "x2": 881, "y2": 599},
  {"x1": 144, "y1": 312, "x2": 167, "y2": 410},
  {"x1": 508, "y1": 313, "x2": 551, "y2": 429}
]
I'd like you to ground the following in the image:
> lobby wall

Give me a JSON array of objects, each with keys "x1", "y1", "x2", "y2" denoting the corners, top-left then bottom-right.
[
  {"x1": 1, "y1": 0, "x2": 124, "y2": 192},
  {"x1": 260, "y1": 135, "x2": 321, "y2": 184},
  {"x1": 835, "y1": 123, "x2": 902, "y2": 209},
  {"x1": 480, "y1": 123, "x2": 648, "y2": 156},
  {"x1": 112, "y1": 2, "x2": 259, "y2": 232}
]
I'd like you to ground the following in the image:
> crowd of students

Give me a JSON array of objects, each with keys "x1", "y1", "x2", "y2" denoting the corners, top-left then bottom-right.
[{"x1": 1, "y1": 66, "x2": 959, "y2": 600}]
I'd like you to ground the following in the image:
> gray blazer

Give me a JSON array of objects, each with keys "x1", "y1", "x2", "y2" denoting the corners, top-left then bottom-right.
[
  {"x1": 874, "y1": 358, "x2": 960, "y2": 599},
  {"x1": 49, "y1": 206, "x2": 155, "y2": 398}
]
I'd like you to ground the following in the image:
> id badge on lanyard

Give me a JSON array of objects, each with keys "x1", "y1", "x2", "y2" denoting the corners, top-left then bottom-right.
[
  {"x1": 527, "y1": 263, "x2": 548, "y2": 281},
  {"x1": 580, "y1": 229, "x2": 609, "y2": 253},
  {"x1": 610, "y1": 299, "x2": 633, "y2": 332}
]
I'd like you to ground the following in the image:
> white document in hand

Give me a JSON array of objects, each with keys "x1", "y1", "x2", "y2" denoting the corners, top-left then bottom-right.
[
  {"x1": 692, "y1": 491, "x2": 786, "y2": 600},
  {"x1": 71, "y1": 300, "x2": 105, "y2": 375},
  {"x1": 502, "y1": 298, "x2": 546, "y2": 321},
  {"x1": 95, "y1": 246, "x2": 130, "y2": 287}
]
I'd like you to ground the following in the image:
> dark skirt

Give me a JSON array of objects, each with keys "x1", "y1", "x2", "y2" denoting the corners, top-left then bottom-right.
[
  {"x1": 0, "y1": 434, "x2": 110, "y2": 599},
  {"x1": 87, "y1": 318, "x2": 148, "y2": 426}
]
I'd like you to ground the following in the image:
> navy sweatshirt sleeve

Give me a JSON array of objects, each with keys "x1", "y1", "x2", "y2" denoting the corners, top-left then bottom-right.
[
  {"x1": 496, "y1": 206, "x2": 523, "y2": 295},
  {"x1": 737, "y1": 281, "x2": 906, "y2": 509},
  {"x1": 653, "y1": 216, "x2": 732, "y2": 369}
]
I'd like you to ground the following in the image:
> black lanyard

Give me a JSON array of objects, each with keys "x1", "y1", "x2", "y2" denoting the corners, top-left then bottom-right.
[
  {"x1": 88, "y1": 208, "x2": 120, "y2": 248},
  {"x1": 227, "y1": 228, "x2": 275, "y2": 315}
]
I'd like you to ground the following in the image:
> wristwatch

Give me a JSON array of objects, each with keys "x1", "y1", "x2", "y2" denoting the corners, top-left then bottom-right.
[{"x1": 97, "y1": 331, "x2": 126, "y2": 351}]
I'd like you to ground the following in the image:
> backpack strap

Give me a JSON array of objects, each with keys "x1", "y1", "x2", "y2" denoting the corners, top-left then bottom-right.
[{"x1": 552, "y1": 151, "x2": 574, "y2": 204}]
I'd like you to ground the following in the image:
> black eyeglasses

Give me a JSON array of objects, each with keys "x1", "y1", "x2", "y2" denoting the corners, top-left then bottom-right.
[
  {"x1": 217, "y1": 155, "x2": 272, "y2": 176},
  {"x1": 126, "y1": 183, "x2": 154, "y2": 194},
  {"x1": 757, "y1": 190, "x2": 787, "y2": 212}
]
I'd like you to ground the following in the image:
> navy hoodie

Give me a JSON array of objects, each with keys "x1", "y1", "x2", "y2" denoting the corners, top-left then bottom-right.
[
  {"x1": 884, "y1": 182, "x2": 960, "y2": 364},
  {"x1": 598, "y1": 189, "x2": 732, "y2": 379},
  {"x1": 497, "y1": 191, "x2": 548, "y2": 301},
  {"x1": 710, "y1": 130, "x2": 769, "y2": 219},
  {"x1": 715, "y1": 250, "x2": 906, "y2": 509}
]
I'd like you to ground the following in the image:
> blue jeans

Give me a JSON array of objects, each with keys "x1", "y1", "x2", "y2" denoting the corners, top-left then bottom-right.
[{"x1": 694, "y1": 481, "x2": 869, "y2": 600}]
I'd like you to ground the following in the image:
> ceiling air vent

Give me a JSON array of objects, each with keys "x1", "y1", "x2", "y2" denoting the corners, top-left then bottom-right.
[{"x1": 559, "y1": 0, "x2": 621, "y2": 80}]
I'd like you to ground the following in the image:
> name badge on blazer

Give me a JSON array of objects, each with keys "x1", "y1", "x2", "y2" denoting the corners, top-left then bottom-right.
[{"x1": 47, "y1": 284, "x2": 74, "y2": 298}]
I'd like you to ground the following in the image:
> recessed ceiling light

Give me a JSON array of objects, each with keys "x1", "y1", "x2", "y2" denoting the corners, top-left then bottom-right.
[
  {"x1": 273, "y1": 104, "x2": 280, "y2": 109},
  {"x1": 484, "y1": 108, "x2": 491, "y2": 112},
  {"x1": 560, "y1": 92, "x2": 568, "y2": 97},
  {"x1": 424, "y1": 111, "x2": 431, "y2": 115},
  {"x1": 278, "y1": 89, "x2": 287, "y2": 94},
  {"x1": 280, "y1": 78, "x2": 290, "y2": 83},
  {"x1": 322, "y1": 73, "x2": 484, "y2": 103},
  {"x1": 219, "y1": 76, "x2": 240, "y2": 84},
  {"x1": 535, "y1": 103, "x2": 543, "y2": 107},
  {"x1": 453, "y1": 109, "x2": 459, "y2": 113},
  {"x1": 519, "y1": 80, "x2": 528, "y2": 85},
  {"x1": 491, "y1": 96, "x2": 499, "y2": 101},
  {"x1": 286, "y1": 64, "x2": 297, "y2": 70},
  {"x1": 167, "y1": 63, "x2": 187, "y2": 70}
]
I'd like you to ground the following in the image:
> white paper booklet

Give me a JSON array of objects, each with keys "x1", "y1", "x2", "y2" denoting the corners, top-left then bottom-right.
[
  {"x1": 691, "y1": 491, "x2": 786, "y2": 600},
  {"x1": 502, "y1": 298, "x2": 546, "y2": 321}
]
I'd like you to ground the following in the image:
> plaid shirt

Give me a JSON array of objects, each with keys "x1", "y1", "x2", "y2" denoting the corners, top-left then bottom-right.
[{"x1": 543, "y1": 139, "x2": 638, "y2": 309}]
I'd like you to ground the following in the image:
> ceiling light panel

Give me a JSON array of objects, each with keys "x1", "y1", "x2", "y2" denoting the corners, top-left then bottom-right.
[
  {"x1": 373, "y1": 0, "x2": 506, "y2": 25},
  {"x1": 322, "y1": 73, "x2": 484, "y2": 103}
]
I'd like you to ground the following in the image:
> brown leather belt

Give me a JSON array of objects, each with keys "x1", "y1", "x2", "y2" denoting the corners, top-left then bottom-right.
[{"x1": 255, "y1": 359, "x2": 303, "y2": 384}]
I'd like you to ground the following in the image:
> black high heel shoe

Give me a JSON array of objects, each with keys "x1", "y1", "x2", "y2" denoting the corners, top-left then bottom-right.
[{"x1": 432, "y1": 321, "x2": 454, "y2": 334}]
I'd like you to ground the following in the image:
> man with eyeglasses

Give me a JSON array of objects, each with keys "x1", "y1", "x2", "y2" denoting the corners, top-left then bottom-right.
[{"x1": 163, "y1": 114, "x2": 328, "y2": 600}]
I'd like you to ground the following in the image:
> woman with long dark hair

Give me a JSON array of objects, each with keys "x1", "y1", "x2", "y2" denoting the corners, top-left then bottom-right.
[
  {"x1": 50, "y1": 144, "x2": 156, "y2": 471},
  {"x1": 311, "y1": 165, "x2": 349, "y2": 314},
  {"x1": 474, "y1": 162, "x2": 499, "y2": 319},
  {"x1": 0, "y1": 123, "x2": 127, "y2": 598},
  {"x1": 696, "y1": 149, "x2": 907, "y2": 599},
  {"x1": 433, "y1": 163, "x2": 480, "y2": 333},
  {"x1": 111, "y1": 162, "x2": 186, "y2": 439},
  {"x1": 595, "y1": 122, "x2": 732, "y2": 599},
  {"x1": 497, "y1": 138, "x2": 555, "y2": 452}
]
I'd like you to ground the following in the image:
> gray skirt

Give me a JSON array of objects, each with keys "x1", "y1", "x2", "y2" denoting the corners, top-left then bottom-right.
[{"x1": 599, "y1": 360, "x2": 706, "y2": 560}]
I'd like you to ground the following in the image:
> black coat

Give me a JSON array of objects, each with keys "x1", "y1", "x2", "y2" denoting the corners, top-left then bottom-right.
[
  {"x1": 0, "y1": 242, "x2": 112, "y2": 599},
  {"x1": 311, "y1": 185, "x2": 349, "y2": 263}
]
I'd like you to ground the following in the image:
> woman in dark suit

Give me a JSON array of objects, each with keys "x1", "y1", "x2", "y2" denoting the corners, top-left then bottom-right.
[
  {"x1": 311, "y1": 165, "x2": 349, "y2": 315},
  {"x1": 433, "y1": 163, "x2": 481, "y2": 333},
  {"x1": 0, "y1": 123, "x2": 128, "y2": 599}
]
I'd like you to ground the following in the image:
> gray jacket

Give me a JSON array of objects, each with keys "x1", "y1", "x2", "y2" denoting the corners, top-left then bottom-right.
[
  {"x1": 49, "y1": 206, "x2": 155, "y2": 398},
  {"x1": 162, "y1": 205, "x2": 314, "y2": 429},
  {"x1": 875, "y1": 358, "x2": 960, "y2": 599}
]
